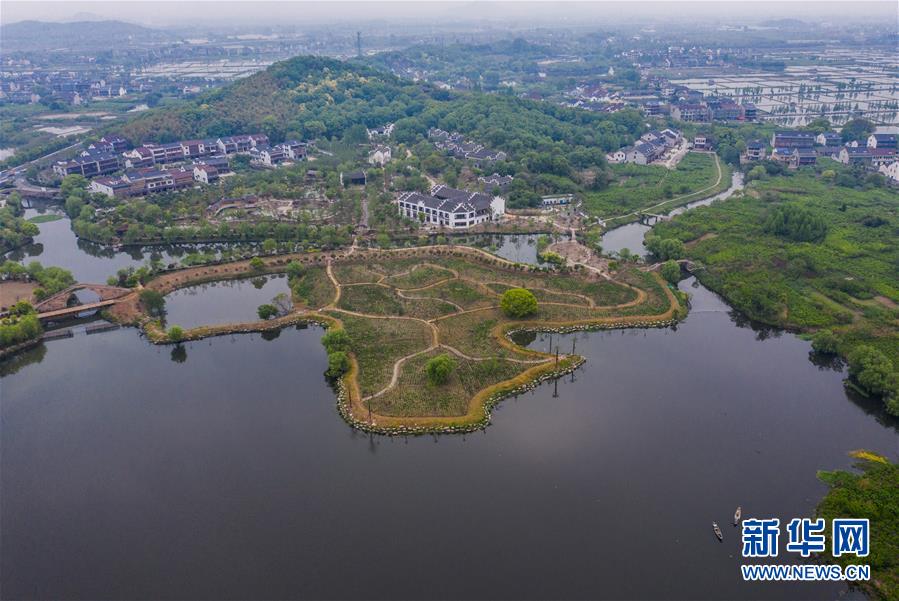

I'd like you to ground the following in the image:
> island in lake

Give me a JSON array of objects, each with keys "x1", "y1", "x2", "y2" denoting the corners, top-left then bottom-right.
[{"x1": 103, "y1": 244, "x2": 682, "y2": 434}]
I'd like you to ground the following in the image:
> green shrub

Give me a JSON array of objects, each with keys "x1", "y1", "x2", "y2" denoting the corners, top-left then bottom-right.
[
  {"x1": 286, "y1": 260, "x2": 306, "y2": 280},
  {"x1": 500, "y1": 288, "x2": 538, "y2": 318},
  {"x1": 425, "y1": 353, "x2": 456, "y2": 385},
  {"x1": 167, "y1": 325, "x2": 184, "y2": 342},
  {"x1": 763, "y1": 204, "x2": 828, "y2": 242},
  {"x1": 257, "y1": 304, "x2": 278, "y2": 320},
  {"x1": 249, "y1": 256, "x2": 265, "y2": 272}
]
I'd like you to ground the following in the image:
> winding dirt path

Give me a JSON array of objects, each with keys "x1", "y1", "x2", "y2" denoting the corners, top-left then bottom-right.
[{"x1": 325, "y1": 258, "x2": 662, "y2": 404}]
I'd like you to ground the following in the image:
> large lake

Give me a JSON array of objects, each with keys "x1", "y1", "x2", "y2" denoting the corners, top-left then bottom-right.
[{"x1": 2, "y1": 202, "x2": 897, "y2": 600}]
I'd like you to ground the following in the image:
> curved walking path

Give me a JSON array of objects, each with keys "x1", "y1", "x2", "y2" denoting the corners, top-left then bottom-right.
[{"x1": 321, "y1": 253, "x2": 673, "y2": 407}]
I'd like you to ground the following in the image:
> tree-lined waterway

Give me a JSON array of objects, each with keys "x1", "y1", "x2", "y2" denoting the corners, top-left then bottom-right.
[
  {"x1": 2, "y1": 195, "x2": 897, "y2": 599},
  {"x1": 601, "y1": 171, "x2": 745, "y2": 257}
]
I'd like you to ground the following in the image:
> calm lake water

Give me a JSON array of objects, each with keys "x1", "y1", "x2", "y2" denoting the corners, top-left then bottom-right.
[
  {"x1": 163, "y1": 274, "x2": 291, "y2": 329},
  {"x1": 3, "y1": 277, "x2": 896, "y2": 600},
  {"x1": 2, "y1": 200, "x2": 897, "y2": 600},
  {"x1": 458, "y1": 232, "x2": 553, "y2": 265}
]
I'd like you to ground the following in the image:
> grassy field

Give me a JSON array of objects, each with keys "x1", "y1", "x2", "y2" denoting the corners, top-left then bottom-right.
[
  {"x1": 338, "y1": 283, "x2": 457, "y2": 319},
  {"x1": 435, "y1": 309, "x2": 532, "y2": 359},
  {"x1": 424, "y1": 279, "x2": 493, "y2": 309},
  {"x1": 331, "y1": 263, "x2": 384, "y2": 285},
  {"x1": 290, "y1": 265, "x2": 336, "y2": 309},
  {"x1": 384, "y1": 264, "x2": 455, "y2": 288},
  {"x1": 585, "y1": 153, "x2": 730, "y2": 221},
  {"x1": 487, "y1": 282, "x2": 592, "y2": 306},
  {"x1": 438, "y1": 256, "x2": 638, "y2": 306},
  {"x1": 328, "y1": 312, "x2": 433, "y2": 398},
  {"x1": 370, "y1": 349, "x2": 527, "y2": 417}
]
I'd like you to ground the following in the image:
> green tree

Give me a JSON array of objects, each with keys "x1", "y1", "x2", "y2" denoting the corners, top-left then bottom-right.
[
  {"x1": 646, "y1": 237, "x2": 685, "y2": 261},
  {"x1": 840, "y1": 118, "x2": 875, "y2": 143},
  {"x1": 262, "y1": 238, "x2": 277, "y2": 253},
  {"x1": 60, "y1": 174, "x2": 88, "y2": 199},
  {"x1": 326, "y1": 350, "x2": 350, "y2": 377},
  {"x1": 64, "y1": 195, "x2": 85, "y2": 219},
  {"x1": 257, "y1": 304, "x2": 278, "y2": 320},
  {"x1": 660, "y1": 260, "x2": 682, "y2": 284},
  {"x1": 321, "y1": 329, "x2": 351, "y2": 353},
  {"x1": 763, "y1": 204, "x2": 828, "y2": 242},
  {"x1": 847, "y1": 346, "x2": 895, "y2": 406},
  {"x1": 167, "y1": 325, "x2": 184, "y2": 342},
  {"x1": 500, "y1": 288, "x2": 538, "y2": 318},
  {"x1": 286, "y1": 260, "x2": 306, "y2": 280},
  {"x1": 811, "y1": 330, "x2": 839, "y2": 355},
  {"x1": 425, "y1": 353, "x2": 456, "y2": 385},
  {"x1": 139, "y1": 289, "x2": 166, "y2": 318},
  {"x1": 747, "y1": 165, "x2": 767, "y2": 182}
]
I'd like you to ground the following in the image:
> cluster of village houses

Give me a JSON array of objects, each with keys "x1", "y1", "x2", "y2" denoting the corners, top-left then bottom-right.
[
  {"x1": 606, "y1": 128, "x2": 684, "y2": 165},
  {"x1": 427, "y1": 128, "x2": 508, "y2": 166},
  {"x1": 604, "y1": 125, "x2": 898, "y2": 180},
  {"x1": 759, "y1": 131, "x2": 898, "y2": 177},
  {"x1": 52, "y1": 133, "x2": 310, "y2": 198}
]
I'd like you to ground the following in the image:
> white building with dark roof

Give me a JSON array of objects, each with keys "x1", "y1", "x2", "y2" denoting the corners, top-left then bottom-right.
[{"x1": 396, "y1": 185, "x2": 504, "y2": 229}]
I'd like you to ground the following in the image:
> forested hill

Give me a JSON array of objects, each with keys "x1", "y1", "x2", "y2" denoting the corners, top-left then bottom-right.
[{"x1": 116, "y1": 55, "x2": 643, "y2": 170}]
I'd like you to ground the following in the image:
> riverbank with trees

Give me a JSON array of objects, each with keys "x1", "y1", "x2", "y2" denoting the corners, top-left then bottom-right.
[{"x1": 649, "y1": 166, "x2": 898, "y2": 414}]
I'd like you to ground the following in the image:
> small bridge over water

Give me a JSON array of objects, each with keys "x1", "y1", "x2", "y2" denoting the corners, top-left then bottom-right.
[
  {"x1": 638, "y1": 213, "x2": 671, "y2": 225},
  {"x1": 33, "y1": 284, "x2": 131, "y2": 321},
  {"x1": 645, "y1": 259, "x2": 702, "y2": 273}
]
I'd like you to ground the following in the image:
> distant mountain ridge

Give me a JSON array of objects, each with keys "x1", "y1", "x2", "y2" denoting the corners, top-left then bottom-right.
[{"x1": 0, "y1": 20, "x2": 171, "y2": 51}]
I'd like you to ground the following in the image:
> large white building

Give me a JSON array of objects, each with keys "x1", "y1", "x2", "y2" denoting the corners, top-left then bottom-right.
[{"x1": 397, "y1": 185, "x2": 505, "y2": 229}]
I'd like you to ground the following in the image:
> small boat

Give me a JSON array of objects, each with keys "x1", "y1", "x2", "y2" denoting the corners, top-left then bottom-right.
[
  {"x1": 734, "y1": 506, "x2": 742, "y2": 526},
  {"x1": 713, "y1": 522, "x2": 723, "y2": 542}
]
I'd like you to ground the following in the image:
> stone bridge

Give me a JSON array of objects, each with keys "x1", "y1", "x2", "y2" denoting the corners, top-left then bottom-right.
[
  {"x1": 34, "y1": 284, "x2": 131, "y2": 313},
  {"x1": 645, "y1": 259, "x2": 702, "y2": 273}
]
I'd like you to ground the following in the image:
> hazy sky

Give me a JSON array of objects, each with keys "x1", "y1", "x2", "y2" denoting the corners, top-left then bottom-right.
[{"x1": 3, "y1": 1, "x2": 897, "y2": 28}]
